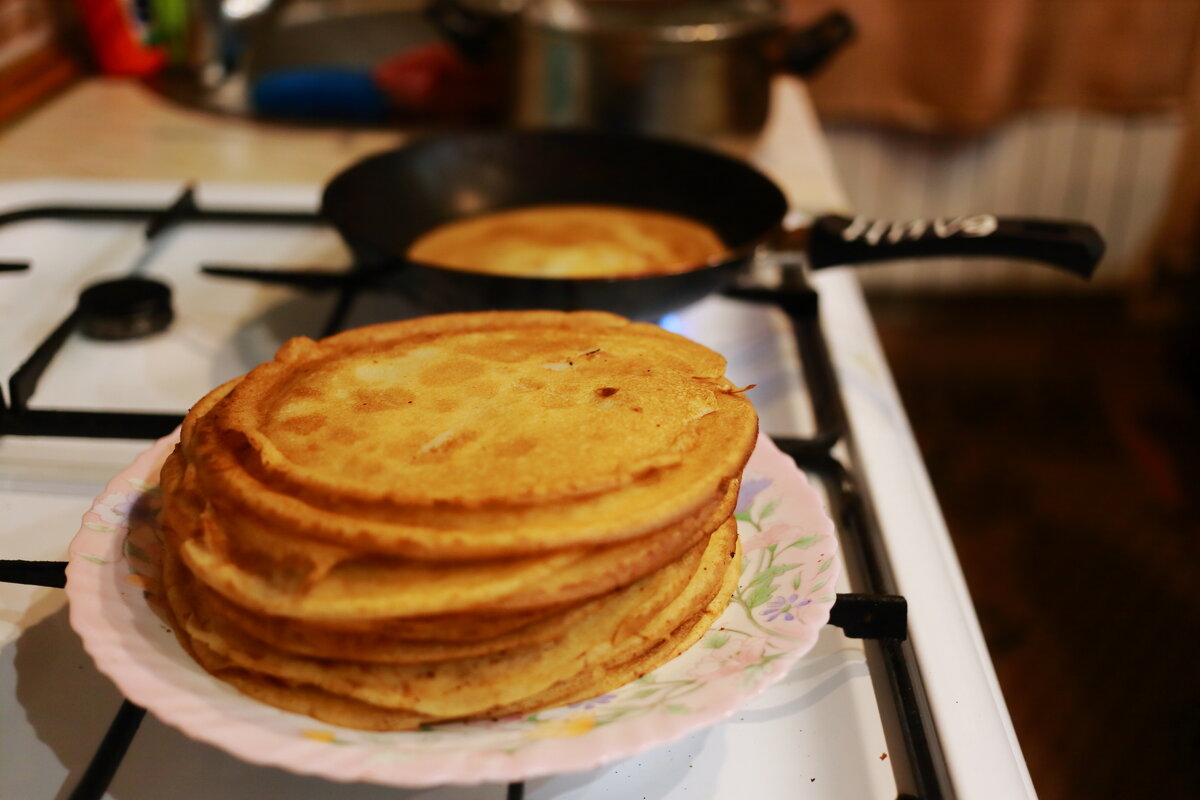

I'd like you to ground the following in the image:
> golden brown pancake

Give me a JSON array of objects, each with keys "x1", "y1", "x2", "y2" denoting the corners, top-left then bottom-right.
[
  {"x1": 172, "y1": 481, "x2": 736, "y2": 620},
  {"x1": 209, "y1": 311, "x2": 752, "y2": 507},
  {"x1": 163, "y1": 542, "x2": 740, "y2": 732},
  {"x1": 485, "y1": 541, "x2": 741, "y2": 718},
  {"x1": 162, "y1": 549, "x2": 434, "y2": 732},
  {"x1": 174, "y1": 464, "x2": 736, "y2": 594},
  {"x1": 171, "y1": 520, "x2": 735, "y2": 719},
  {"x1": 164, "y1": 432, "x2": 739, "y2": 623},
  {"x1": 188, "y1": 412, "x2": 748, "y2": 560},
  {"x1": 181, "y1": 312, "x2": 757, "y2": 561},
  {"x1": 183, "y1": 525, "x2": 707, "y2": 665},
  {"x1": 177, "y1": 508, "x2": 710, "y2": 620},
  {"x1": 407, "y1": 204, "x2": 726, "y2": 278},
  {"x1": 199, "y1": 580, "x2": 620, "y2": 664}
]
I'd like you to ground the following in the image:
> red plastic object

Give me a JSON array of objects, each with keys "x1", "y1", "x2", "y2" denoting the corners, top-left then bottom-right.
[
  {"x1": 75, "y1": 0, "x2": 166, "y2": 76},
  {"x1": 373, "y1": 42, "x2": 499, "y2": 121}
]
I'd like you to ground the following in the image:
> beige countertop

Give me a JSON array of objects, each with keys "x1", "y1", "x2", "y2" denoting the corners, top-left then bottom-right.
[
  {"x1": 0, "y1": 78, "x2": 405, "y2": 185},
  {"x1": 0, "y1": 76, "x2": 847, "y2": 212}
]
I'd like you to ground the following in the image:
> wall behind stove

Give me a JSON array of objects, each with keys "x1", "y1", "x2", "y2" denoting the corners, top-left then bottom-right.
[{"x1": 821, "y1": 111, "x2": 1182, "y2": 293}]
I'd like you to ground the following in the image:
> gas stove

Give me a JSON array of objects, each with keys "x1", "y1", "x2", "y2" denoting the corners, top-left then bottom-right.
[{"x1": 0, "y1": 176, "x2": 1034, "y2": 800}]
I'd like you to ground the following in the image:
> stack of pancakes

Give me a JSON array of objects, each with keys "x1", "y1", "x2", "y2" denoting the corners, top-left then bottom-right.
[{"x1": 158, "y1": 311, "x2": 758, "y2": 731}]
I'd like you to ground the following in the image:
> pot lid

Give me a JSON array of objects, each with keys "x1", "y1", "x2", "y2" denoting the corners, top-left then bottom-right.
[{"x1": 523, "y1": 0, "x2": 784, "y2": 39}]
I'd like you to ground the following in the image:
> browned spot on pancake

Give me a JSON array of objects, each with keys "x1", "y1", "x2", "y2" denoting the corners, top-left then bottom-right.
[
  {"x1": 433, "y1": 397, "x2": 460, "y2": 413},
  {"x1": 417, "y1": 359, "x2": 485, "y2": 386},
  {"x1": 397, "y1": 430, "x2": 432, "y2": 455},
  {"x1": 535, "y1": 392, "x2": 573, "y2": 410},
  {"x1": 512, "y1": 377, "x2": 546, "y2": 393},
  {"x1": 494, "y1": 437, "x2": 537, "y2": 459},
  {"x1": 460, "y1": 337, "x2": 572, "y2": 364},
  {"x1": 460, "y1": 380, "x2": 500, "y2": 399},
  {"x1": 353, "y1": 387, "x2": 415, "y2": 411},
  {"x1": 277, "y1": 413, "x2": 326, "y2": 436},
  {"x1": 289, "y1": 385, "x2": 322, "y2": 400},
  {"x1": 446, "y1": 429, "x2": 479, "y2": 451},
  {"x1": 330, "y1": 426, "x2": 362, "y2": 444},
  {"x1": 409, "y1": 449, "x2": 450, "y2": 466},
  {"x1": 199, "y1": 513, "x2": 229, "y2": 557},
  {"x1": 596, "y1": 387, "x2": 619, "y2": 397},
  {"x1": 409, "y1": 429, "x2": 480, "y2": 465}
]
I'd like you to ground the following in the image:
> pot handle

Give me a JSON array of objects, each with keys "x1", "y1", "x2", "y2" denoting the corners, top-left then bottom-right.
[
  {"x1": 424, "y1": 0, "x2": 504, "y2": 62},
  {"x1": 803, "y1": 214, "x2": 1105, "y2": 278},
  {"x1": 778, "y1": 10, "x2": 855, "y2": 77}
]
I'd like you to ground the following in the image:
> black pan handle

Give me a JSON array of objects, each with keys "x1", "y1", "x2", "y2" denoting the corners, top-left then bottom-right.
[
  {"x1": 804, "y1": 214, "x2": 1104, "y2": 278},
  {"x1": 778, "y1": 10, "x2": 855, "y2": 77},
  {"x1": 425, "y1": 0, "x2": 506, "y2": 62}
]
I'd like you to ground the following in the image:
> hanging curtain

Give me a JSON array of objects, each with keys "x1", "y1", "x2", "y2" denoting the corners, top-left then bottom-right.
[
  {"x1": 788, "y1": 0, "x2": 1199, "y2": 134},
  {"x1": 788, "y1": 0, "x2": 1200, "y2": 290}
]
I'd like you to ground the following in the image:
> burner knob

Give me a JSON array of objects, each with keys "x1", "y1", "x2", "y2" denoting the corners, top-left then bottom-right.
[{"x1": 78, "y1": 277, "x2": 174, "y2": 340}]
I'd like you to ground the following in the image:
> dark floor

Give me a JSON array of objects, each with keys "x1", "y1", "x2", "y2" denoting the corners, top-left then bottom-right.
[{"x1": 868, "y1": 293, "x2": 1200, "y2": 800}]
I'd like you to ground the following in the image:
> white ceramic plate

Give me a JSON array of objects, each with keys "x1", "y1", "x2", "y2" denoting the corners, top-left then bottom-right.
[{"x1": 66, "y1": 432, "x2": 839, "y2": 787}]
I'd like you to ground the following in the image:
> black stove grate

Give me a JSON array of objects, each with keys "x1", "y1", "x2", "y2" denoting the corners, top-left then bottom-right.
[
  {"x1": 0, "y1": 196, "x2": 952, "y2": 800},
  {"x1": 0, "y1": 187, "x2": 323, "y2": 439}
]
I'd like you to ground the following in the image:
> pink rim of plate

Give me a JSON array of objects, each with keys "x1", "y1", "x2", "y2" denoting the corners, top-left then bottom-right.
[{"x1": 66, "y1": 430, "x2": 839, "y2": 787}]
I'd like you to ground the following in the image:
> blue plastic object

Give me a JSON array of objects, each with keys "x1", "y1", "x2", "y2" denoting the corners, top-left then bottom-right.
[{"x1": 250, "y1": 68, "x2": 389, "y2": 122}]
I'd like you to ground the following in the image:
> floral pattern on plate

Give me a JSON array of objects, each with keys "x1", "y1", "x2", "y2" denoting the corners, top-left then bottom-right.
[{"x1": 66, "y1": 431, "x2": 839, "y2": 787}]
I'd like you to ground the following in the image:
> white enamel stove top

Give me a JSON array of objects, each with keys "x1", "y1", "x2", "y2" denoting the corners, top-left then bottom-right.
[{"x1": 0, "y1": 176, "x2": 1033, "y2": 799}]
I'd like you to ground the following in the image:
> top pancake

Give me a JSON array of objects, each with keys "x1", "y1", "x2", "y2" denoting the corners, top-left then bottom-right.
[{"x1": 203, "y1": 311, "x2": 757, "y2": 509}]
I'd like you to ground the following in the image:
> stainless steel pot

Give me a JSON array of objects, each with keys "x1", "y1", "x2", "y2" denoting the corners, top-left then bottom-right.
[{"x1": 428, "y1": 0, "x2": 853, "y2": 139}]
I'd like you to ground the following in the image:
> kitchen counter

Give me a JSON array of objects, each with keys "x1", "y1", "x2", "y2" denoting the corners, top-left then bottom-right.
[
  {"x1": 0, "y1": 76, "x2": 848, "y2": 212},
  {"x1": 0, "y1": 78, "x2": 403, "y2": 184}
]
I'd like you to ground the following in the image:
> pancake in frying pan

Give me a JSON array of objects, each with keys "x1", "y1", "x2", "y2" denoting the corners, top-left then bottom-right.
[{"x1": 407, "y1": 204, "x2": 727, "y2": 279}]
